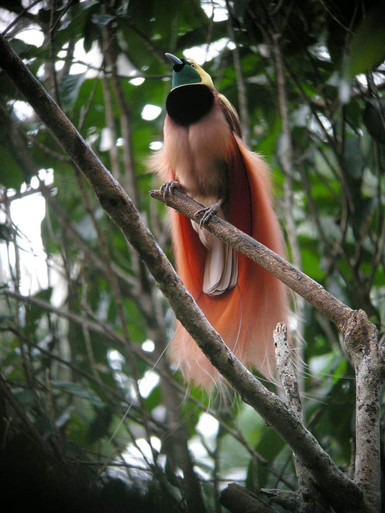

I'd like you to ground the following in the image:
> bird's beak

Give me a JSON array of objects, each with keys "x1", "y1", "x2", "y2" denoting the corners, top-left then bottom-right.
[{"x1": 165, "y1": 53, "x2": 183, "y2": 66}]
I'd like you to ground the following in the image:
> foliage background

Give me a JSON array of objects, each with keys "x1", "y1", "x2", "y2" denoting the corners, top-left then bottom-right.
[{"x1": 0, "y1": 0, "x2": 384, "y2": 511}]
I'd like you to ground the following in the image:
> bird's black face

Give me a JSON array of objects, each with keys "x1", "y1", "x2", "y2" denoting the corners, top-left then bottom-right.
[{"x1": 171, "y1": 59, "x2": 187, "y2": 73}]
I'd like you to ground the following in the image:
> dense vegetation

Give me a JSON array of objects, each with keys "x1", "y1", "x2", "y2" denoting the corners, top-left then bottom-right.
[{"x1": 0, "y1": 1, "x2": 384, "y2": 511}]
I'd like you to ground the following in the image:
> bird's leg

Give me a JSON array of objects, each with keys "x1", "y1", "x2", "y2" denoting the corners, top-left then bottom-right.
[
  {"x1": 160, "y1": 180, "x2": 182, "y2": 198},
  {"x1": 195, "y1": 198, "x2": 224, "y2": 227}
]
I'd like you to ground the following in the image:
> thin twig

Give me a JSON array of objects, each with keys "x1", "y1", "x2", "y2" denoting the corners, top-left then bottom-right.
[
  {"x1": 226, "y1": 1, "x2": 251, "y2": 146},
  {"x1": 1, "y1": 0, "x2": 41, "y2": 36},
  {"x1": 272, "y1": 33, "x2": 305, "y2": 397}
]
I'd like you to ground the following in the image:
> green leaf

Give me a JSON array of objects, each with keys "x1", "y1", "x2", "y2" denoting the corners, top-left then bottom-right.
[
  {"x1": 91, "y1": 13, "x2": 116, "y2": 29},
  {"x1": 88, "y1": 406, "x2": 113, "y2": 442},
  {"x1": 363, "y1": 99, "x2": 385, "y2": 145},
  {"x1": 345, "y1": 6, "x2": 385, "y2": 78},
  {"x1": 25, "y1": 288, "x2": 53, "y2": 332},
  {"x1": 0, "y1": 145, "x2": 24, "y2": 188},
  {"x1": 9, "y1": 38, "x2": 30, "y2": 56},
  {"x1": 12, "y1": 388, "x2": 35, "y2": 410},
  {"x1": 255, "y1": 428, "x2": 286, "y2": 488},
  {"x1": 59, "y1": 73, "x2": 87, "y2": 109},
  {"x1": 343, "y1": 136, "x2": 364, "y2": 180},
  {"x1": 51, "y1": 381, "x2": 106, "y2": 408}
]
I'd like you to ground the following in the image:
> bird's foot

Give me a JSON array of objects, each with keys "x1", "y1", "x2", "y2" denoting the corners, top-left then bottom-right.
[
  {"x1": 195, "y1": 200, "x2": 223, "y2": 227},
  {"x1": 160, "y1": 180, "x2": 182, "y2": 198}
]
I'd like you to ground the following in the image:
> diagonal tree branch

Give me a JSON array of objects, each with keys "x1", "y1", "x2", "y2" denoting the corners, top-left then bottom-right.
[
  {"x1": 150, "y1": 188, "x2": 383, "y2": 513},
  {"x1": 0, "y1": 33, "x2": 379, "y2": 513}
]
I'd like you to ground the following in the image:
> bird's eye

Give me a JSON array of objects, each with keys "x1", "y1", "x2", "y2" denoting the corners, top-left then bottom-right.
[{"x1": 191, "y1": 64, "x2": 195, "y2": 68}]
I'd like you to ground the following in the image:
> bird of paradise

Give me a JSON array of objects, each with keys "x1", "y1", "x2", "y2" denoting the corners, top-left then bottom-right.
[{"x1": 150, "y1": 53, "x2": 288, "y2": 388}]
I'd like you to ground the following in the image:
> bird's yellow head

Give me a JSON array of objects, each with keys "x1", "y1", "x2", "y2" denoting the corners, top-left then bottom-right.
[{"x1": 165, "y1": 53, "x2": 214, "y2": 90}]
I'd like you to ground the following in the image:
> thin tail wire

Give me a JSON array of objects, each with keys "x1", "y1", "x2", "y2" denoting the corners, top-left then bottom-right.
[{"x1": 109, "y1": 337, "x2": 174, "y2": 444}]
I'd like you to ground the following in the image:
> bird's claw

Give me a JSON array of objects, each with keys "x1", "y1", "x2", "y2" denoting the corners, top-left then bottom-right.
[
  {"x1": 195, "y1": 203, "x2": 221, "y2": 227},
  {"x1": 160, "y1": 181, "x2": 181, "y2": 199}
]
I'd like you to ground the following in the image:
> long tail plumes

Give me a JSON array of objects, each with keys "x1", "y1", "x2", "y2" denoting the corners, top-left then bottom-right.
[{"x1": 152, "y1": 135, "x2": 288, "y2": 388}]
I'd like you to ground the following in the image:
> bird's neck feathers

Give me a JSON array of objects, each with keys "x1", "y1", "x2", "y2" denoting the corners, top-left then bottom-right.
[{"x1": 166, "y1": 84, "x2": 216, "y2": 126}]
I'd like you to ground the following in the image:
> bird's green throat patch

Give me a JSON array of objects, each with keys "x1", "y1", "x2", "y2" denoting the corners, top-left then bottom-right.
[{"x1": 172, "y1": 61, "x2": 202, "y2": 89}]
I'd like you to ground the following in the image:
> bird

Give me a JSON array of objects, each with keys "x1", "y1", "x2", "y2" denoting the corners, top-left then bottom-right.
[{"x1": 150, "y1": 53, "x2": 289, "y2": 388}]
